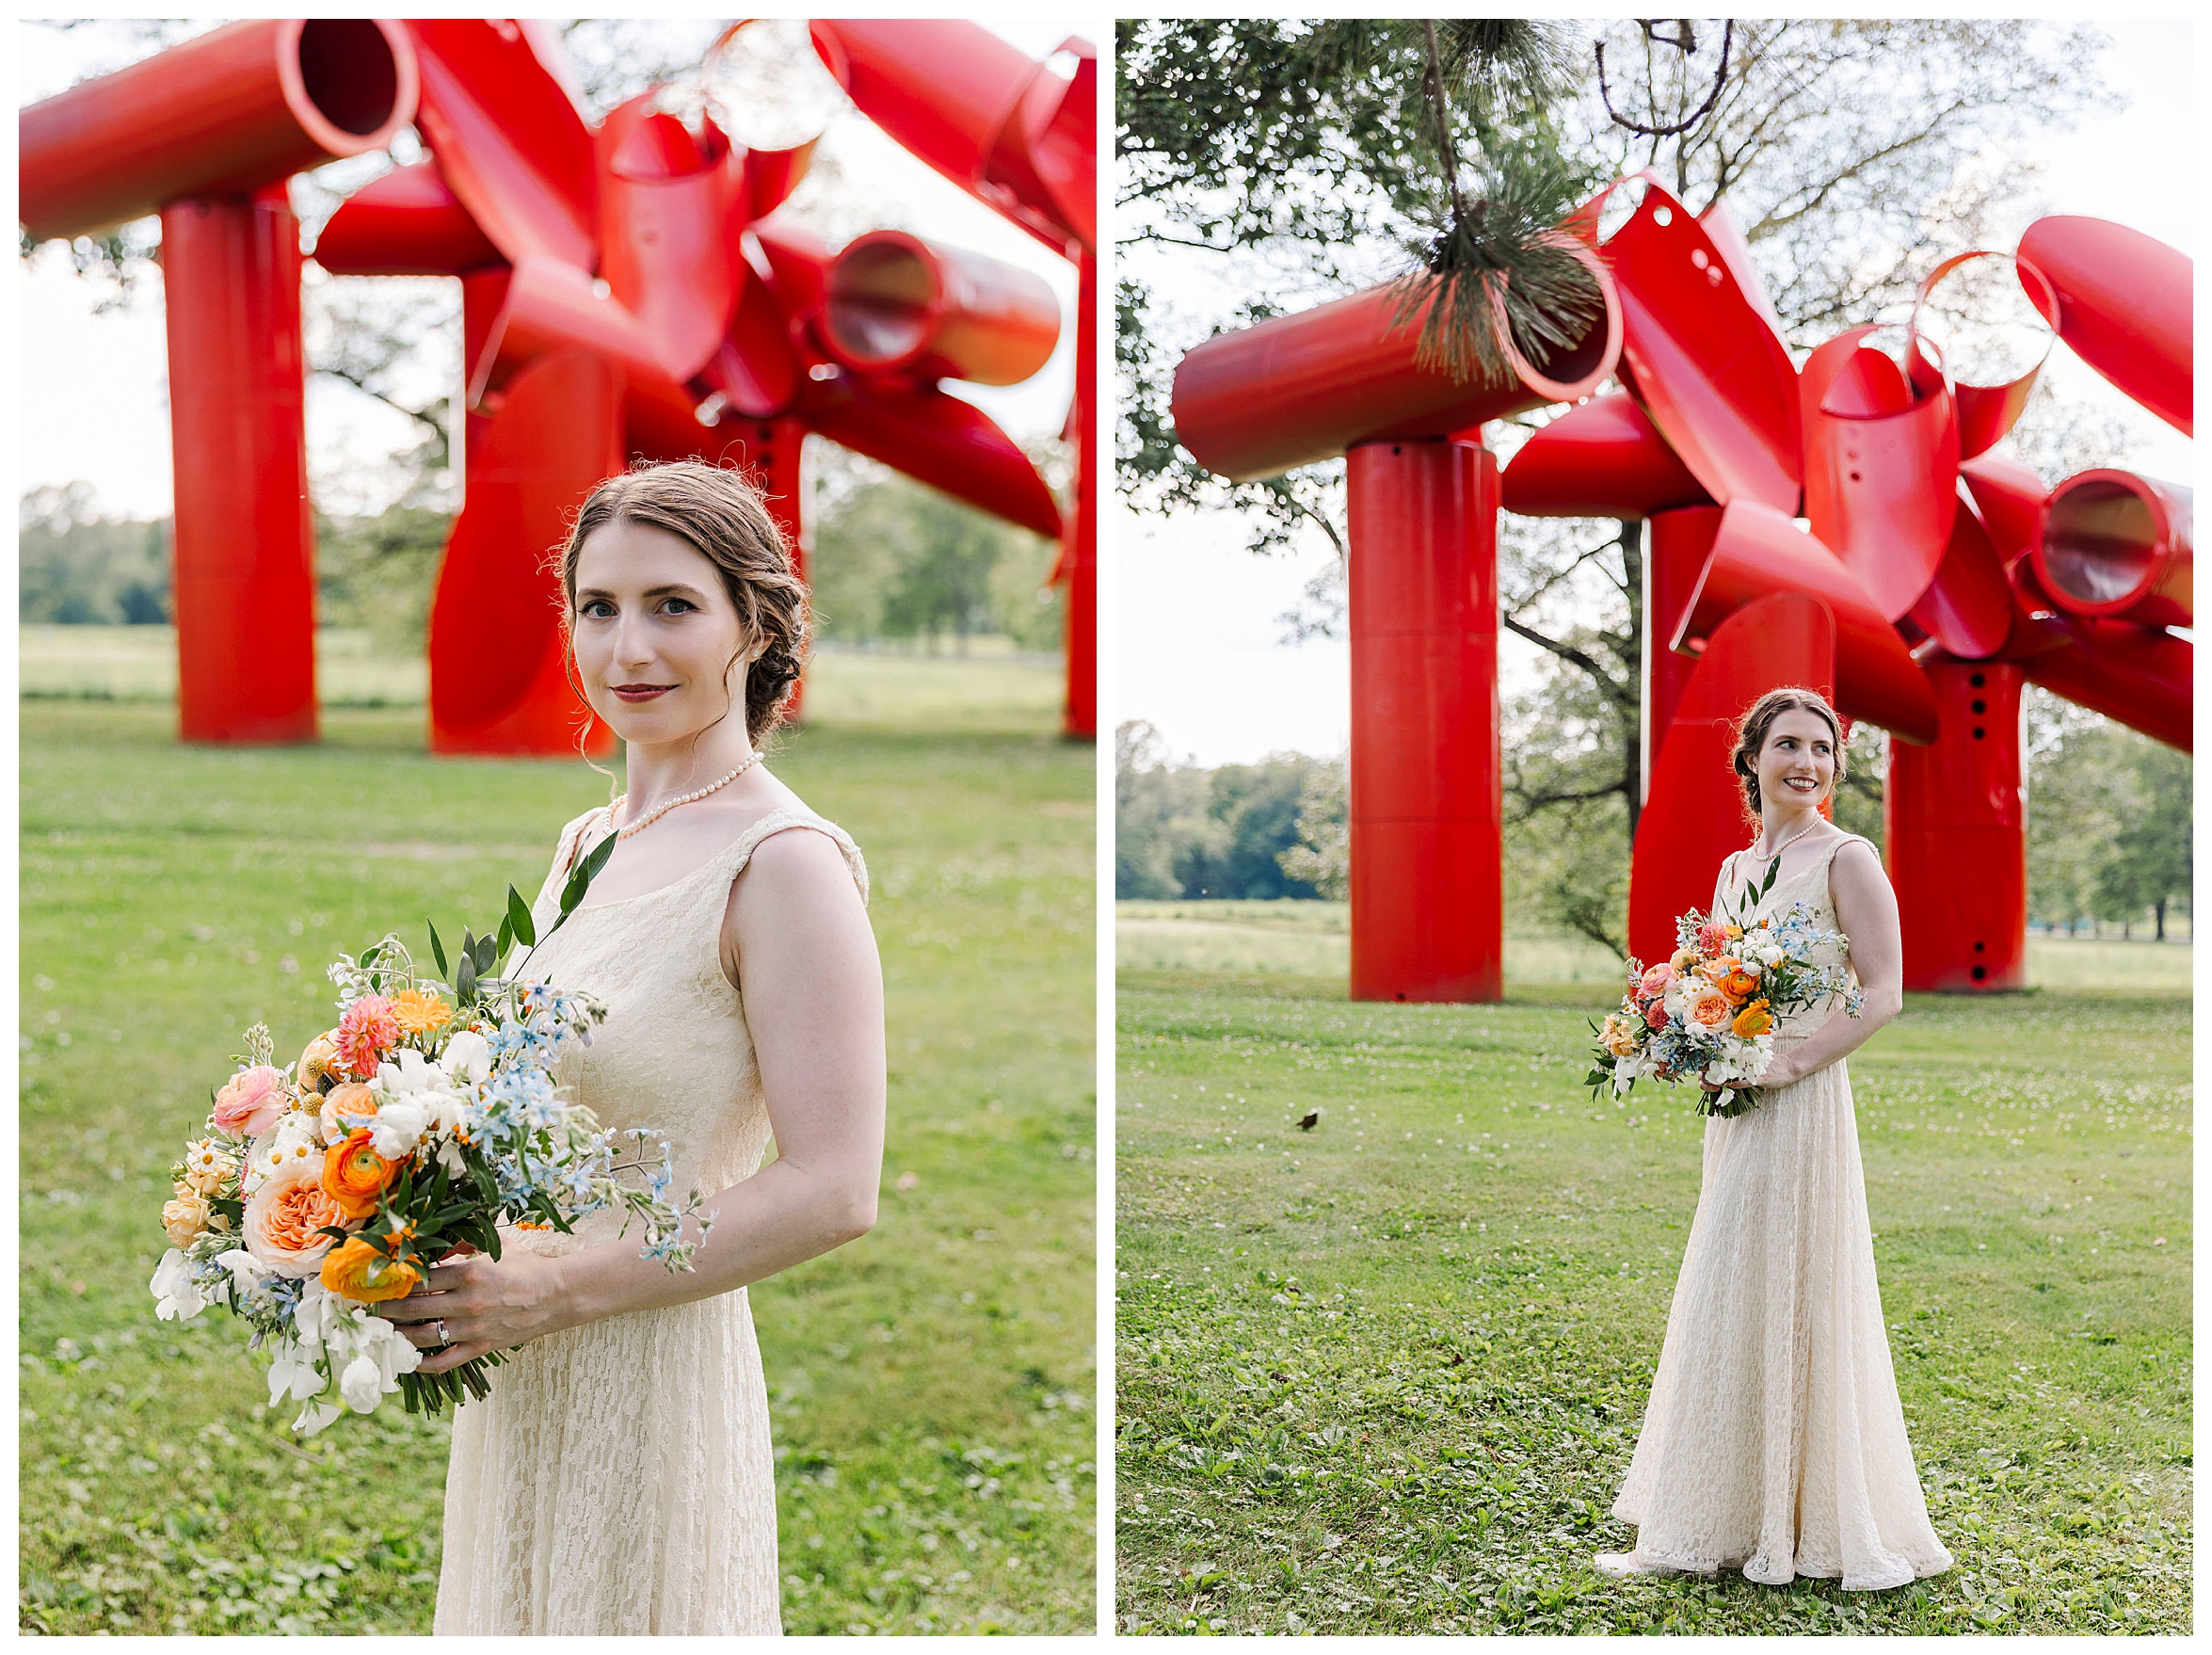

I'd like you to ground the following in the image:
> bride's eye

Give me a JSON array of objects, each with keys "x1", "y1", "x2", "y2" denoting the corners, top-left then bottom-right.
[{"x1": 579, "y1": 599, "x2": 615, "y2": 619}]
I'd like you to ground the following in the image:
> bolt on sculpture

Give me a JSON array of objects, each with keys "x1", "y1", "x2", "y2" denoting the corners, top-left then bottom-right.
[
  {"x1": 19, "y1": 17, "x2": 1098, "y2": 750},
  {"x1": 1172, "y1": 170, "x2": 2191, "y2": 1001}
]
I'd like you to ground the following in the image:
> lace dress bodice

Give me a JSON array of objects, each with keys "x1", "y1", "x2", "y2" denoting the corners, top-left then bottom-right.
[
  {"x1": 505, "y1": 804, "x2": 869, "y2": 1256},
  {"x1": 1712, "y1": 831, "x2": 1867, "y2": 1045}
]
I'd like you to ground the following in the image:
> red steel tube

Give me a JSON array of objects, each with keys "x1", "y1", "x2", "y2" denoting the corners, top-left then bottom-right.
[
  {"x1": 809, "y1": 20, "x2": 1034, "y2": 198},
  {"x1": 823, "y1": 230, "x2": 1061, "y2": 386},
  {"x1": 1884, "y1": 659, "x2": 2028, "y2": 990},
  {"x1": 2031, "y1": 470, "x2": 2191, "y2": 629},
  {"x1": 1174, "y1": 248, "x2": 1622, "y2": 482},
  {"x1": 22, "y1": 19, "x2": 417, "y2": 242},
  {"x1": 1628, "y1": 593, "x2": 1835, "y2": 970},
  {"x1": 162, "y1": 186, "x2": 318, "y2": 744},
  {"x1": 1345, "y1": 438, "x2": 1503, "y2": 1003},
  {"x1": 311, "y1": 160, "x2": 503, "y2": 276},
  {"x1": 1643, "y1": 506, "x2": 1724, "y2": 801},
  {"x1": 1499, "y1": 392, "x2": 1711, "y2": 521},
  {"x1": 1062, "y1": 249, "x2": 1098, "y2": 740},
  {"x1": 1675, "y1": 500, "x2": 1939, "y2": 745},
  {"x1": 2017, "y1": 215, "x2": 2192, "y2": 437},
  {"x1": 2021, "y1": 620, "x2": 2192, "y2": 753}
]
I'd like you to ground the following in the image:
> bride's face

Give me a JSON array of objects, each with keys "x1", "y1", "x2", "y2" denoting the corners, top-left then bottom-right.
[
  {"x1": 1755, "y1": 708, "x2": 1835, "y2": 812},
  {"x1": 569, "y1": 519, "x2": 751, "y2": 747}
]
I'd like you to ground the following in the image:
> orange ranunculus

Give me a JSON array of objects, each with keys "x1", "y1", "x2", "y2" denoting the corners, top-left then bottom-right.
[
  {"x1": 391, "y1": 989, "x2": 454, "y2": 1038},
  {"x1": 1723, "y1": 964, "x2": 1761, "y2": 998},
  {"x1": 1732, "y1": 999, "x2": 1773, "y2": 1038},
  {"x1": 322, "y1": 1129, "x2": 403, "y2": 1219},
  {"x1": 320, "y1": 1233, "x2": 422, "y2": 1304}
]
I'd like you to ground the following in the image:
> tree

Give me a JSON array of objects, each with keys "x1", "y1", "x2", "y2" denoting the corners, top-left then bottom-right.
[
  {"x1": 1120, "y1": 19, "x2": 2121, "y2": 946},
  {"x1": 811, "y1": 463, "x2": 1058, "y2": 651},
  {"x1": 19, "y1": 483, "x2": 169, "y2": 624},
  {"x1": 2095, "y1": 742, "x2": 2191, "y2": 941},
  {"x1": 1276, "y1": 760, "x2": 1348, "y2": 900}
]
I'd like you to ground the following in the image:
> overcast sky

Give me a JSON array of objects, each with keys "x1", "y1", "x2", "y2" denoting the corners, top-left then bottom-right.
[
  {"x1": 1116, "y1": 18, "x2": 2193, "y2": 767},
  {"x1": 17, "y1": 16, "x2": 1087, "y2": 520}
]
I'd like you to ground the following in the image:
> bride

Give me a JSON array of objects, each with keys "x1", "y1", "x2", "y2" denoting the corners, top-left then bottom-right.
[
  {"x1": 384, "y1": 460, "x2": 887, "y2": 1634},
  {"x1": 1596, "y1": 686, "x2": 1952, "y2": 1590}
]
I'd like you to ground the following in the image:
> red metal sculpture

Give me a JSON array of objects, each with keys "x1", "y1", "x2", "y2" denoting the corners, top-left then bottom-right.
[
  {"x1": 1173, "y1": 167, "x2": 2191, "y2": 1001},
  {"x1": 19, "y1": 18, "x2": 1098, "y2": 748}
]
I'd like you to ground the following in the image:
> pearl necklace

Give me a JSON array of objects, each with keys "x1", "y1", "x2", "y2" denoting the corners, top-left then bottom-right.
[
  {"x1": 607, "y1": 752, "x2": 761, "y2": 840},
  {"x1": 1749, "y1": 810, "x2": 1823, "y2": 862}
]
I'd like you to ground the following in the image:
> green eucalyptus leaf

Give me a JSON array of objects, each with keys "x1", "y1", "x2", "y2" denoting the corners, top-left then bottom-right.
[
  {"x1": 496, "y1": 913, "x2": 513, "y2": 958},
  {"x1": 426, "y1": 919, "x2": 449, "y2": 980},
  {"x1": 507, "y1": 884, "x2": 537, "y2": 948}
]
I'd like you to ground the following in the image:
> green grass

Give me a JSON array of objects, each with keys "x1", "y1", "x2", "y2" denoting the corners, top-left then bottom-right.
[
  {"x1": 1114, "y1": 969, "x2": 2189, "y2": 1634},
  {"x1": 1114, "y1": 900, "x2": 2193, "y2": 989},
  {"x1": 20, "y1": 669, "x2": 1096, "y2": 1635}
]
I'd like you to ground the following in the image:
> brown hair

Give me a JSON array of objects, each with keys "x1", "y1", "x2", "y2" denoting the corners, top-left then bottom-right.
[
  {"x1": 554, "y1": 459, "x2": 809, "y2": 747},
  {"x1": 1730, "y1": 686, "x2": 1847, "y2": 816}
]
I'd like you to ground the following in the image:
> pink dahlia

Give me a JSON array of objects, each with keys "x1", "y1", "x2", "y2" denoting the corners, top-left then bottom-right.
[{"x1": 335, "y1": 993, "x2": 401, "y2": 1080}]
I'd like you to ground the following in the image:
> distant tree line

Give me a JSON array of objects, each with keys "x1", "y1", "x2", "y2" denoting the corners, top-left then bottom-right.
[
  {"x1": 20, "y1": 464, "x2": 1062, "y2": 656},
  {"x1": 1117, "y1": 699, "x2": 2191, "y2": 944}
]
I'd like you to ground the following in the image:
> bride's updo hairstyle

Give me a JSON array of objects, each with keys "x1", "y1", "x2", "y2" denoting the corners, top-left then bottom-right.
[
  {"x1": 1730, "y1": 686, "x2": 1848, "y2": 816},
  {"x1": 555, "y1": 459, "x2": 810, "y2": 745}
]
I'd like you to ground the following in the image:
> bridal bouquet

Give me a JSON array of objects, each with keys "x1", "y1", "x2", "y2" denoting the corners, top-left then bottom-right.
[
  {"x1": 150, "y1": 841, "x2": 715, "y2": 1434},
  {"x1": 1585, "y1": 879, "x2": 1863, "y2": 1118}
]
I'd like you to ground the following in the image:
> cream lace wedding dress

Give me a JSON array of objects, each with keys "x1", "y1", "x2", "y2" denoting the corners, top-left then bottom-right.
[
  {"x1": 434, "y1": 804, "x2": 869, "y2": 1635},
  {"x1": 1608, "y1": 830, "x2": 1952, "y2": 1590}
]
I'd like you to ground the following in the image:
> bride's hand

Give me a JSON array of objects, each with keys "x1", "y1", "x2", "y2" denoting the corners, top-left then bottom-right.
[{"x1": 382, "y1": 1248, "x2": 576, "y2": 1372}]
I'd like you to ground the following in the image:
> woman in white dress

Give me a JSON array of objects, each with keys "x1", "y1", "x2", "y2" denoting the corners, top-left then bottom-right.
[
  {"x1": 1596, "y1": 686, "x2": 1953, "y2": 1590},
  {"x1": 382, "y1": 460, "x2": 887, "y2": 1634}
]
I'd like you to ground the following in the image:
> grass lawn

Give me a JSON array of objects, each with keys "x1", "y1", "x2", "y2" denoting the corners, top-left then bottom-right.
[
  {"x1": 19, "y1": 661, "x2": 1095, "y2": 1635},
  {"x1": 1114, "y1": 969, "x2": 2189, "y2": 1634},
  {"x1": 1114, "y1": 899, "x2": 2194, "y2": 990}
]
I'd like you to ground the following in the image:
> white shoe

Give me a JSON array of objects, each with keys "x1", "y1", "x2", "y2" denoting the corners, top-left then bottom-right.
[{"x1": 1593, "y1": 1551, "x2": 1675, "y2": 1578}]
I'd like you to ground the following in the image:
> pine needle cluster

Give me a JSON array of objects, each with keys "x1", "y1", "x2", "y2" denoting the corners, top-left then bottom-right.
[{"x1": 1308, "y1": 18, "x2": 1605, "y2": 384}]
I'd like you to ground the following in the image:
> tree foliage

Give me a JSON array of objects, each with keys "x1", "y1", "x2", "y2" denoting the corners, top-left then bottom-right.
[
  {"x1": 1114, "y1": 723, "x2": 1331, "y2": 902},
  {"x1": 809, "y1": 459, "x2": 1060, "y2": 652}
]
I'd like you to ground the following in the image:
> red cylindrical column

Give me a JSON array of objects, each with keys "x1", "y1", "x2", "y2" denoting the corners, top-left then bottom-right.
[
  {"x1": 1884, "y1": 660, "x2": 2028, "y2": 990},
  {"x1": 1643, "y1": 506, "x2": 1722, "y2": 802},
  {"x1": 1062, "y1": 249, "x2": 1097, "y2": 740},
  {"x1": 161, "y1": 186, "x2": 318, "y2": 744},
  {"x1": 729, "y1": 417, "x2": 811, "y2": 725},
  {"x1": 1345, "y1": 438, "x2": 1501, "y2": 1003}
]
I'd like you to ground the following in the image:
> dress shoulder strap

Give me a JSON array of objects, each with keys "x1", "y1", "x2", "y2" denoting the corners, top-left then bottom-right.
[
  {"x1": 550, "y1": 805, "x2": 615, "y2": 887},
  {"x1": 714, "y1": 807, "x2": 870, "y2": 906}
]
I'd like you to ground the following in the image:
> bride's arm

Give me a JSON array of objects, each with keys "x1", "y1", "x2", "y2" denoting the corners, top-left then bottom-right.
[
  {"x1": 1760, "y1": 838, "x2": 1906, "y2": 1088},
  {"x1": 397, "y1": 828, "x2": 886, "y2": 1367}
]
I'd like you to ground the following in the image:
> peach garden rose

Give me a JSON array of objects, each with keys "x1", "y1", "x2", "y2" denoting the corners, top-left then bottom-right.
[{"x1": 243, "y1": 1155, "x2": 350, "y2": 1278}]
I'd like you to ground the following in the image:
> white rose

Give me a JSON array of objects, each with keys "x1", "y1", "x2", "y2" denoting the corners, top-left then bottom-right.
[{"x1": 366, "y1": 1096, "x2": 431, "y2": 1160}]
